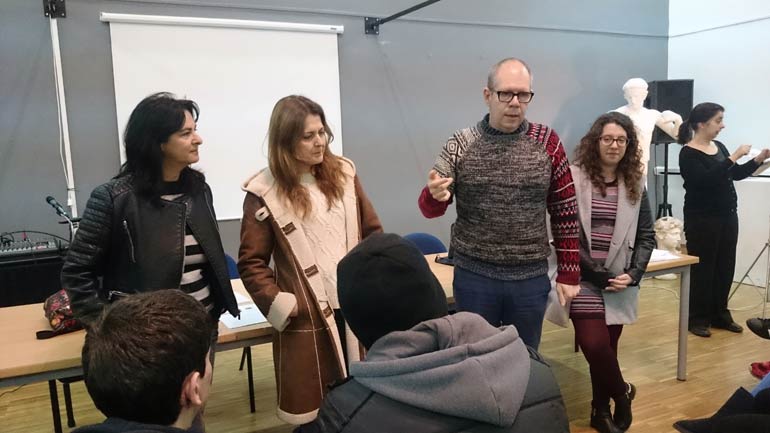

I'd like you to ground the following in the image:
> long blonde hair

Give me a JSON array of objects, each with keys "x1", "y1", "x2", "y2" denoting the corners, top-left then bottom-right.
[{"x1": 267, "y1": 95, "x2": 344, "y2": 217}]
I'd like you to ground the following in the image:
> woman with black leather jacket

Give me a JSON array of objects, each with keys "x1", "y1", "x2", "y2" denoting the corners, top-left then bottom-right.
[{"x1": 62, "y1": 92, "x2": 238, "y2": 328}]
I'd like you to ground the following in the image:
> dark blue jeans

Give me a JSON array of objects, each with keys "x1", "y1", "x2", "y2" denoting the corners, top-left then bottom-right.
[{"x1": 453, "y1": 266, "x2": 550, "y2": 349}]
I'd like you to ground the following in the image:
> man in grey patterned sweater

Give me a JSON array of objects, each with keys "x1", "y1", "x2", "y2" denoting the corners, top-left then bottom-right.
[{"x1": 418, "y1": 58, "x2": 580, "y2": 349}]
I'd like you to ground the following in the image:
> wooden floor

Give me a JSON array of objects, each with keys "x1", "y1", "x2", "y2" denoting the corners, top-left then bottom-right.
[{"x1": 1, "y1": 278, "x2": 768, "y2": 433}]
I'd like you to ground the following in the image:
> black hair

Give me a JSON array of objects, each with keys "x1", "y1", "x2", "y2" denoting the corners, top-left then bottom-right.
[
  {"x1": 677, "y1": 102, "x2": 725, "y2": 144},
  {"x1": 118, "y1": 92, "x2": 205, "y2": 199}
]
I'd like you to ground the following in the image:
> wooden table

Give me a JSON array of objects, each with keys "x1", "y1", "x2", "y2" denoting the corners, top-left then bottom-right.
[
  {"x1": 425, "y1": 253, "x2": 699, "y2": 381},
  {"x1": 0, "y1": 280, "x2": 270, "y2": 387},
  {"x1": 0, "y1": 254, "x2": 699, "y2": 432},
  {"x1": 0, "y1": 280, "x2": 271, "y2": 432}
]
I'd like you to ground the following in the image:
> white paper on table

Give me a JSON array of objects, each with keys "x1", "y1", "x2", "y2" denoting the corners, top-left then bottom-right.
[
  {"x1": 234, "y1": 291, "x2": 252, "y2": 306},
  {"x1": 649, "y1": 248, "x2": 680, "y2": 262},
  {"x1": 219, "y1": 305, "x2": 267, "y2": 329}
]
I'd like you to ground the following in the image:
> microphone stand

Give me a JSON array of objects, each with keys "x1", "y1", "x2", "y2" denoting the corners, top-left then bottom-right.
[
  {"x1": 59, "y1": 215, "x2": 79, "y2": 244},
  {"x1": 55, "y1": 211, "x2": 80, "y2": 245}
]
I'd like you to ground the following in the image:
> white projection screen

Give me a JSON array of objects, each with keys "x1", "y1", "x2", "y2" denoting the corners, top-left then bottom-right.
[{"x1": 102, "y1": 13, "x2": 344, "y2": 220}]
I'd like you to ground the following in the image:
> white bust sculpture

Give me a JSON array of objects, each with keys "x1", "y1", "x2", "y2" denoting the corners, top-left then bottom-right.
[
  {"x1": 613, "y1": 78, "x2": 683, "y2": 175},
  {"x1": 654, "y1": 216, "x2": 684, "y2": 253},
  {"x1": 654, "y1": 216, "x2": 685, "y2": 280}
]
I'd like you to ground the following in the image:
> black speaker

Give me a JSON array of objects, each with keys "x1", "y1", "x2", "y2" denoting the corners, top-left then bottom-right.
[
  {"x1": 0, "y1": 254, "x2": 64, "y2": 307},
  {"x1": 644, "y1": 79, "x2": 694, "y2": 143}
]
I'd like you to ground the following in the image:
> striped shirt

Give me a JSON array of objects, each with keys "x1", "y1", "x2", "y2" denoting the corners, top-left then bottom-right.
[
  {"x1": 570, "y1": 180, "x2": 618, "y2": 319},
  {"x1": 589, "y1": 181, "x2": 619, "y2": 263},
  {"x1": 180, "y1": 225, "x2": 214, "y2": 312},
  {"x1": 161, "y1": 187, "x2": 214, "y2": 312}
]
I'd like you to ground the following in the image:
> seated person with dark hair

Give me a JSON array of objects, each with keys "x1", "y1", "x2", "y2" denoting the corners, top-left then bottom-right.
[
  {"x1": 73, "y1": 290, "x2": 216, "y2": 433},
  {"x1": 300, "y1": 233, "x2": 569, "y2": 433}
]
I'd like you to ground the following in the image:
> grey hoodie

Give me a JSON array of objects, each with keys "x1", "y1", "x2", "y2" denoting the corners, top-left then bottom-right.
[{"x1": 350, "y1": 312, "x2": 531, "y2": 427}]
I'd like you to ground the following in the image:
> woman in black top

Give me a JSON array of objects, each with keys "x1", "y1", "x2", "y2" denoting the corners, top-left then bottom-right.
[
  {"x1": 678, "y1": 102, "x2": 769, "y2": 337},
  {"x1": 63, "y1": 93, "x2": 238, "y2": 327}
]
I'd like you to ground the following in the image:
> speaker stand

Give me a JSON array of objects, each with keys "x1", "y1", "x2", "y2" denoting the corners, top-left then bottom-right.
[{"x1": 657, "y1": 141, "x2": 673, "y2": 219}]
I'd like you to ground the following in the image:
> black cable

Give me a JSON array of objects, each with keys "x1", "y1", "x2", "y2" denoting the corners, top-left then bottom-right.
[{"x1": 0, "y1": 385, "x2": 25, "y2": 399}]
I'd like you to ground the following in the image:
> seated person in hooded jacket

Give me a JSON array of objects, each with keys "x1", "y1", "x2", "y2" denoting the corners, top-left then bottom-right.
[{"x1": 298, "y1": 233, "x2": 570, "y2": 433}]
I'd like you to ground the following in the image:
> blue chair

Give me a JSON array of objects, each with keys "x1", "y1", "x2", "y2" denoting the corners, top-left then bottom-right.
[
  {"x1": 403, "y1": 232, "x2": 447, "y2": 254},
  {"x1": 225, "y1": 253, "x2": 239, "y2": 279}
]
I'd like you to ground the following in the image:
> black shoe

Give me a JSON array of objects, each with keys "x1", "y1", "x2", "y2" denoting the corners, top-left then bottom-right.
[
  {"x1": 747, "y1": 318, "x2": 770, "y2": 339},
  {"x1": 673, "y1": 418, "x2": 712, "y2": 433},
  {"x1": 614, "y1": 382, "x2": 636, "y2": 430},
  {"x1": 591, "y1": 404, "x2": 623, "y2": 433},
  {"x1": 673, "y1": 388, "x2": 754, "y2": 433},
  {"x1": 712, "y1": 321, "x2": 743, "y2": 333},
  {"x1": 689, "y1": 325, "x2": 711, "y2": 337}
]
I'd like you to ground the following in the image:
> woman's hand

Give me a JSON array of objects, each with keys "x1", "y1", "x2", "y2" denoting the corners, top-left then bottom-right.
[
  {"x1": 606, "y1": 273, "x2": 634, "y2": 292},
  {"x1": 754, "y1": 148, "x2": 770, "y2": 163},
  {"x1": 730, "y1": 144, "x2": 752, "y2": 162}
]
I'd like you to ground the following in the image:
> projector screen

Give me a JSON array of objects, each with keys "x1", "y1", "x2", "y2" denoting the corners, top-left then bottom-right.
[{"x1": 102, "y1": 13, "x2": 344, "y2": 220}]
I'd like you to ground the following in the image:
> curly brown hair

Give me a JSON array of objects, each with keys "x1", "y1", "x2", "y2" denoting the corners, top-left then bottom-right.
[{"x1": 573, "y1": 112, "x2": 643, "y2": 204}]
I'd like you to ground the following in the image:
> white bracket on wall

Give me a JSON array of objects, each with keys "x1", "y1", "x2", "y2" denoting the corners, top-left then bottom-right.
[{"x1": 43, "y1": 0, "x2": 78, "y2": 217}]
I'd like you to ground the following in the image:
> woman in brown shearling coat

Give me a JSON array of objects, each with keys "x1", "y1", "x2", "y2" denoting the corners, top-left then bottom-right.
[{"x1": 238, "y1": 95, "x2": 382, "y2": 425}]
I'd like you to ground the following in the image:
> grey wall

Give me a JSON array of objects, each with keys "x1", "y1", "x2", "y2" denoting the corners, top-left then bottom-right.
[{"x1": 1, "y1": 0, "x2": 669, "y2": 257}]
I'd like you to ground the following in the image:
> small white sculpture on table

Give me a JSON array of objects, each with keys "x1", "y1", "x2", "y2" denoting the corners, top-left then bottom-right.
[
  {"x1": 613, "y1": 78, "x2": 683, "y2": 176},
  {"x1": 654, "y1": 216, "x2": 685, "y2": 280}
]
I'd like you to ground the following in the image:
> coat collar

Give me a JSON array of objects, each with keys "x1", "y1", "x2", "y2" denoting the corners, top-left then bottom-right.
[
  {"x1": 240, "y1": 156, "x2": 361, "y2": 312},
  {"x1": 242, "y1": 156, "x2": 356, "y2": 197},
  {"x1": 571, "y1": 165, "x2": 639, "y2": 266}
]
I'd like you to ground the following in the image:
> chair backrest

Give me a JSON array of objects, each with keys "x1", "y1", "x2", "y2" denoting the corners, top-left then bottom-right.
[
  {"x1": 225, "y1": 254, "x2": 239, "y2": 279},
  {"x1": 403, "y1": 232, "x2": 447, "y2": 255}
]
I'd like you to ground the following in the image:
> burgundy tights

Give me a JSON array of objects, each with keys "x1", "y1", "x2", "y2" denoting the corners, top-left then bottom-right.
[{"x1": 572, "y1": 318, "x2": 626, "y2": 406}]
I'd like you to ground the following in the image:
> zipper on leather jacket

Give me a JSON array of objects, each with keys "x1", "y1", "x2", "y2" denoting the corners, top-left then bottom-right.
[
  {"x1": 180, "y1": 204, "x2": 188, "y2": 280},
  {"x1": 204, "y1": 188, "x2": 219, "y2": 233},
  {"x1": 123, "y1": 220, "x2": 136, "y2": 263}
]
